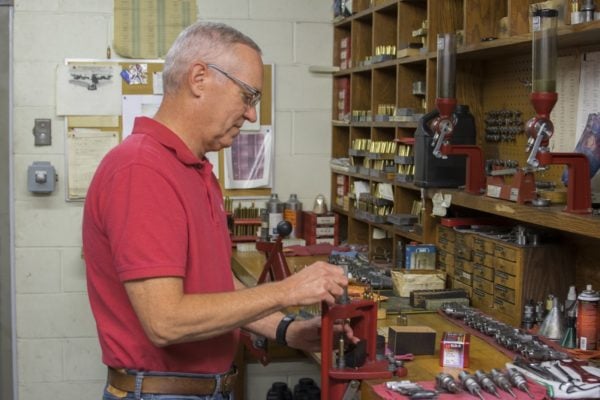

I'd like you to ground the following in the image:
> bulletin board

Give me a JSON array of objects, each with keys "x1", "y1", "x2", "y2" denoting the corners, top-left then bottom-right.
[{"x1": 58, "y1": 59, "x2": 274, "y2": 201}]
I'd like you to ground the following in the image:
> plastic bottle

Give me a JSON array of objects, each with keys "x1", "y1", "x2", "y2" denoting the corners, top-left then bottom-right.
[
  {"x1": 266, "y1": 381, "x2": 292, "y2": 400},
  {"x1": 565, "y1": 285, "x2": 577, "y2": 317},
  {"x1": 266, "y1": 193, "x2": 284, "y2": 241},
  {"x1": 293, "y1": 378, "x2": 320, "y2": 400},
  {"x1": 283, "y1": 193, "x2": 302, "y2": 239},
  {"x1": 576, "y1": 284, "x2": 600, "y2": 350}
]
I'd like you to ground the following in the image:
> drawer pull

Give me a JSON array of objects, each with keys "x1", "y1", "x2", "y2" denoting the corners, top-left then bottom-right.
[{"x1": 495, "y1": 271, "x2": 509, "y2": 280}]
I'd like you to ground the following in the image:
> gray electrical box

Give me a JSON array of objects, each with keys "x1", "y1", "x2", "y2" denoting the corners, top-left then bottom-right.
[
  {"x1": 33, "y1": 118, "x2": 51, "y2": 146},
  {"x1": 27, "y1": 161, "x2": 57, "y2": 194}
]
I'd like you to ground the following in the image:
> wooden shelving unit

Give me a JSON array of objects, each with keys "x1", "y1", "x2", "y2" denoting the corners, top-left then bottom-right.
[{"x1": 330, "y1": 0, "x2": 600, "y2": 285}]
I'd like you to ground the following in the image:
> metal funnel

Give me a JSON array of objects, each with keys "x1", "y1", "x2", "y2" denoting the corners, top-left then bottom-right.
[{"x1": 538, "y1": 296, "x2": 565, "y2": 340}]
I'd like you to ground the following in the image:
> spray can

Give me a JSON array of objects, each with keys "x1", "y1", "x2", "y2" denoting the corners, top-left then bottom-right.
[
  {"x1": 576, "y1": 284, "x2": 600, "y2": 350},
  {"x1": 283, "y1": 194, "x2": 303, "y2": 239},
  {"x1": 266, "y1": 193, "x2": 284, "y2": 241}
]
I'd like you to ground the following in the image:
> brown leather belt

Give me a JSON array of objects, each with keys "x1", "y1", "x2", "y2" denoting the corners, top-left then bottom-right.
[{"x1": 107, "y1": 367, "x2": 237, "y2": 396}]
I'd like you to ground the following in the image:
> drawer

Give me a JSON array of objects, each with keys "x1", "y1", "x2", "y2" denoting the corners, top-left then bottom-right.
[
  {"x1": 452, "y1": 278, "x2": 472, "y2": 297},
  {"x1": 438, "y1": 250, "x2": 454, "y2": 265},
  {"x1": 494, "y1": 270, "x2": 517, "y2": 290},
  {"x1": 472, "y1": 237, "x2": 495, "y2": 254},
  {"x1": 472, "y1": 236, "x2": 486, "y2": 253},
  {"x1": 454, "y1": 243, "x2": 472, "y2": 261},
  {"x1": 455, "y1": 268, "x2": 472, "y2": 286},
  {"x1": 437, "y1": 237, "x2": 455, "y2": 253},
  {"x1": 472, "y1": 250, "x2": 485, "y2": 264},
  {"x1": 455, "y1": 233, "x2": 473, "y2": 248},
  {"x1": 494, "y1": 284, "x2": 516, "y2": 303},
  {"x1": 444, "y1": 261, "x2": 455, "y2": 278},
  {"x1": 494, "y1": 243, "x2": 518, "y2": 262},
  {"x1": 494, "y1": 297, "x2": 517, "y2": 317},
  {"x1": 494, "y1": 257, "x2": 518, "y2": 276},
  {"x1": 473, "y1": 275, "x2": 494, "y2": 294},
  {"x1": 438, "y1": 226, "x2": 455, "y2": 243},
  {"x1": 455, "y1": 257, "x2": 473, "y2": 273},
  {"x1": 472, "y1": 263, "x2": 494, "y2": 281},
  {"x1": 471, "y1": 288, "x2": 494, "y2": 310},
  {"x1": 437, "y1": 259, "x2": 447, "y2": 272},
  {"x1": 472, "y1": 251, "x2": 494, "y2": 268}
]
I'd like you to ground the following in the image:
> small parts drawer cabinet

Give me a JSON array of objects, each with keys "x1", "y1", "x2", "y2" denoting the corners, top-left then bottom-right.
[{"x1": 437, "y1": 225, "x2": 574, "y2": 327}]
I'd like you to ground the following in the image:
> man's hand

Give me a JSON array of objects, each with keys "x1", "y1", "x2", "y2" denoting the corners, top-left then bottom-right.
[
  {"x1": 280, "y1": 261, "x2": 348, "y2": 308},
  {"x1": 285, "y1": 317, "x2": 359, "y2": 353}
]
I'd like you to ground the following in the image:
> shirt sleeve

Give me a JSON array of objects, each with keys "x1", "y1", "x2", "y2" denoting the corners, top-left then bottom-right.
[{"x1": 101, "y1": 164, "x2": 188, "y2": 282}]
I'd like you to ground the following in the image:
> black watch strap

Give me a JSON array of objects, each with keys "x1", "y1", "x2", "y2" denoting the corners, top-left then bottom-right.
[{"x1": 275, "y1": 314, "x2": 296, "y2": 346}]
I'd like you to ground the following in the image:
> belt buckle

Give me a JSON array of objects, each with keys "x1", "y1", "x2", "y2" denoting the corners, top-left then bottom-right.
[{"x1": 221, "y1": 368, "x2": 238, "y2": 393}]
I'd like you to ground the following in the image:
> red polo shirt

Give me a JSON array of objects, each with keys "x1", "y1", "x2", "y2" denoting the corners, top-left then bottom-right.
[{"x1": 83, "y1": 117, "x2": 237, "y2": 374}]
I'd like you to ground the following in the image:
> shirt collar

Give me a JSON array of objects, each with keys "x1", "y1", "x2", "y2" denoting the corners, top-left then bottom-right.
[{"x1": 131, "y1": 116, "x2": 213, "y2": 172}]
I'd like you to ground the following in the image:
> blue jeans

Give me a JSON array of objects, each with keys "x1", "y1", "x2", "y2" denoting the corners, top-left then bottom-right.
[{"x1": 102, "y1": 369, "x2": 234, "y2": 400}]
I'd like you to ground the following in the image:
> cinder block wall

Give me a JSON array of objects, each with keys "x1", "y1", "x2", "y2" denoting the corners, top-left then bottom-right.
[{"x1": 12, "y1": 1, "x2": 331, "y2": 399}]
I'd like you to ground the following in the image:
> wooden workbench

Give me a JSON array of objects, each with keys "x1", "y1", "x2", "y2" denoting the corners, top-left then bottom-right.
[{"x1": 231, "y1": 250, "x2": 512, "y2": 400}]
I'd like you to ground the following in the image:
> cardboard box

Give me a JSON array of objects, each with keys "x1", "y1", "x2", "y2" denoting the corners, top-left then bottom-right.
[
  {"x1": 302, "y1": 212, "x2": 339, "y2": 245},
  {"x1": 388, "y1": 325, "x2": 436, "y2": 355},
  {"x1": 391, "y1": 270, "x2": 445, "y2": 298},
  {"x1": 440, "y1": 332, "x2": 470, "y2": 368},
  {"x1": 405, "y1": 244, "x2": 436, "y2": 269},
  {"x1": 410, "y1": 288, "x2": 469, "y2": 308}
]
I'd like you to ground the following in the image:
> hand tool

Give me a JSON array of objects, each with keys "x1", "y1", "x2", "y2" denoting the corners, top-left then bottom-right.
[
  {"x1": 560, "y1": 359, "x2": 600, "y2": 382},
  {"x1": 386, "y1": 381, "x2": 438, "y2": 399}
]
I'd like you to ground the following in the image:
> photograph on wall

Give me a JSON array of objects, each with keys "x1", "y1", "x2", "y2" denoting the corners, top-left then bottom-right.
[{"x1": 224, "y1": 126, "x2": 273, "y2": 189}]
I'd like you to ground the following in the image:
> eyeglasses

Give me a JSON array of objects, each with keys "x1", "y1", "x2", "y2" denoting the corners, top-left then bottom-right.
[{"x1": 207, "y1": 63, "x2": 262, "y2": 108}]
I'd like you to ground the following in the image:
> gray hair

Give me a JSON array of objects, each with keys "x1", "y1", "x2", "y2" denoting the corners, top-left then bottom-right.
[{"x1": 162, "y1": 21, "x2": 262, "y2": 95}]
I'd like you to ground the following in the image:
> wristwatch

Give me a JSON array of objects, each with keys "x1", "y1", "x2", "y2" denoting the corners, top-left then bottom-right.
[{"x1": 275, "y1": 314, "x2": 296, "y2": 346}]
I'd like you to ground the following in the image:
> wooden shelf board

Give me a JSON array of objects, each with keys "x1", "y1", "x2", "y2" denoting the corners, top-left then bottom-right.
[
  {"x1": 331, "y1": 121, "x2": 418, "y2": 129},
  {"x1": 372, "y1": 0, "x2": 399, "y2": 13},
  {"x1": 440, "y1": 190, "x2": 600, "y2": 239}
]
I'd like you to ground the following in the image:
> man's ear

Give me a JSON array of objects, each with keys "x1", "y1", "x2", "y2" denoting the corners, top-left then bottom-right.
[{"x1": 188, "y1": 62, "x2": 207, "y2": 97}]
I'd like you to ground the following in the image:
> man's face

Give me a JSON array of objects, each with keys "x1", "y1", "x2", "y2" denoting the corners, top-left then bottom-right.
[{"x1": 202, "y1": 45, "x2": 264, "y2": 153}]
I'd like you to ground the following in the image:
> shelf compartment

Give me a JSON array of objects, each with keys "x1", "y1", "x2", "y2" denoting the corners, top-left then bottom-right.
[
  {"x1": 427, "y1": 0, "x2": 463, "y2": 52},
  {"x1": 351, "y1": 15, "x2": 373, "y2": 67},
  {"x1": 332, "y1": 125, "x2": 350, "y2": 159},
  {"x1": 463, "y1": 0, "x2": 507, "y2": 46}
]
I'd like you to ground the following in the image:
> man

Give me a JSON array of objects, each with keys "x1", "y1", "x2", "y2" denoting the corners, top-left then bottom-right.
[{"x1": 83, "y1": 22, "x2": 351, "y2": 400}]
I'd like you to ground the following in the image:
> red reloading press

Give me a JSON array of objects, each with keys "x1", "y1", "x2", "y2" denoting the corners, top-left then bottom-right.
[
  {"x1": 245, "y1": 221, "x2": 401, "y2": 399},
  {"x1": 432, "y1": 20, "x2": 591, "y2": 214}
]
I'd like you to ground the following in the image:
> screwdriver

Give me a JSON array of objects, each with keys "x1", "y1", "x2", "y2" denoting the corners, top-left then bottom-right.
[
  {"x1": 459, "y1": 371, "x2": 485, "y2": 400},
  {"x1": 507, "y1": 368, "x2": 535, "y2": 399},
  {"x1": 490, "y1": 368, "x2": 516, "y2": 398},
  {"x1": 474, "y1": 370, "x2": 501, "y2": 398}
]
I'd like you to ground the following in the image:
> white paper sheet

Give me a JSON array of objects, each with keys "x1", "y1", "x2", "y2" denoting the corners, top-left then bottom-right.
[
  {"x1": 552, "y1": 54, "x2": 580, "y2": 152},
  {"x1": 56, "y1": 64, "x2": 122, "y2": 116},
  {"x1": 121, "y1": 94, "x2": 162, "y2": 139},
  {"x1": 576, "y1": 51, "x2": 600, "y2": 145},
  {"x1": 66, "y1": 128, "x2": 119, "y2": 200}
]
